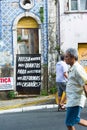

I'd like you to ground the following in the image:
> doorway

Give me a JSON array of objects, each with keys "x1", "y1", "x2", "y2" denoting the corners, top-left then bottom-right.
[
  {"x1": 17, "y1": 16, "x2": 39, "y2": 54},
  {"x1": 13, "y1": 15, "x2": 42, "y2": 94},
  {"x1": 13, "y1": 13, "x2": 41, "y2": 93},
  {"x1": 17, "y1": 28, "x2": 39, "y2": 54}
]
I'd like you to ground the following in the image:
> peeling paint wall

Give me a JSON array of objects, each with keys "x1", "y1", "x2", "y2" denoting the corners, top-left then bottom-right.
[{"x1": 48, "y1": 0, "x2": 57, "y2": 74}]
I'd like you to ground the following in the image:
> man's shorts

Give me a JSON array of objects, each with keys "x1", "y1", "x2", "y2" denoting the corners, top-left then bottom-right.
[
  {"x1": 56, "y1": 82, "x2": 66, "y2": 97},
  {"x1": 65, "y1": 106, "x2": 82, "y2": 126}
]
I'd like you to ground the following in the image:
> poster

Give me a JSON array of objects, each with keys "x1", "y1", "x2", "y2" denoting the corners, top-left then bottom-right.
[
  {"x1": 0, "y1": 77, "x2": 13, "y2": 90},
  {"x1": 16, "y1": 54, "x2": 41, "y2": 94}
]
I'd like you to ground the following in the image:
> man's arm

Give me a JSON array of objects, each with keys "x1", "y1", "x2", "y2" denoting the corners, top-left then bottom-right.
[
  {"x1": 64, "y1": 72, "x2": 68, "y2": 79},
  {"x1": 83, "y1": 84, "x2": 87, "y2": 97}
]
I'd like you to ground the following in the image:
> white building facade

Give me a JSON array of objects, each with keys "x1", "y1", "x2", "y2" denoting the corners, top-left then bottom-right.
[
  {"x1": 48, "y1": 0, "x2": 87, "y2": 79},
  {"x1": 60, "y1": 0, "x2": 87, "y2": 51}
]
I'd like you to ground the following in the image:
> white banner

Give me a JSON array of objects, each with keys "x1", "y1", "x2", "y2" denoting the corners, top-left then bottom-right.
[{"x1": 0, "y1": 77, "x2": 13, "y2": 90}]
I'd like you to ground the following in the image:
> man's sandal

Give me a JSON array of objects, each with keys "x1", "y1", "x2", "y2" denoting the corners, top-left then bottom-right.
[{"x1": 58, "y1": 104, "x2": 66, "y2": 111}]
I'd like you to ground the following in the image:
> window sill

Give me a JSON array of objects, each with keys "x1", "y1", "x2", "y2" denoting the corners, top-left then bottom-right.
[{"x1": 64, "y1": 11, "x2": 87, "y2": 14}]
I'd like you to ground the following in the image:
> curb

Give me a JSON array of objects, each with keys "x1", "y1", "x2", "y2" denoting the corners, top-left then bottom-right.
[{"x1": 0, "y1": 104, "x2": 58, "y2": 114}]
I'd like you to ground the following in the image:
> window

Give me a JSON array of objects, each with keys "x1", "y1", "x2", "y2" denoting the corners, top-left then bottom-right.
[
  {"x1": 20, "y1": 0, "x2": 34, "y2": 10},
  {"x1": 80, "y1": 0, "x2": 87, "y2": 10},
  {"x1": 65, "y1": 0, "x2": 87, "y2": 11},
  {"x1": 23, "y1": 0, "x2": 31, "y2": 5},
  {"x1": 71, "y1": 0, "x2": 78, "y2": 10}
]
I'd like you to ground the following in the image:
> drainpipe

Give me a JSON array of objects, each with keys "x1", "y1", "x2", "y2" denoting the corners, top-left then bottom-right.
[{"x1": 43, "y1": 0, "x2": 48, "y2": 93}]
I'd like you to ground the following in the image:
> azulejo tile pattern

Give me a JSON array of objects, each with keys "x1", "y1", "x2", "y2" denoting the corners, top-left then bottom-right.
[
  {"x1": 0, "y1": 1, "x2": 1, "y2": 39},
  {"x1": 0, "y1": 0, "x2": 48, "y2": 65}
]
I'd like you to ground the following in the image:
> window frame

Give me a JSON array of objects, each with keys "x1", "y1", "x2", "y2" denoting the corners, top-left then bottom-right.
[{"x1": 65, "y1": 0, "x2": 87, "y2": 12}]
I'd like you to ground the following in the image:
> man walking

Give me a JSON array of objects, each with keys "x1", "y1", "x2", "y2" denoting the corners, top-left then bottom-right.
[
  {"x1": 65, "y1": 48, "x2": 87, "y2": 130},
  {"x1": 56, "y1": 55, "x2": 68, "y2": 111}
]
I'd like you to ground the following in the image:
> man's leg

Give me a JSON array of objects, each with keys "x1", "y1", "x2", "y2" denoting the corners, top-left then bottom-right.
[
  {"x1": 65, "y1": 106, "x2": 80, "y2": 130},
  {"x1": 60, "y1": 92, "x2": 66, "y2": 105},
  {"x1": 58, "y1": 96, "x2": 61, "y2": 105},
  {"x1": 57, "y1": 82, "x2": 63, "y2": 111},
  {"x1": 60, "y1": 82, "x2": 66, "y2": 107},
  {"x1": 58, "y1": 96, "x2": 62, "y2": 111},
  {"x1": 67, "y1": 126, "x2": 75, "y2": 130},
  {"x1": 78, "y1": 119, "x2": 87, "y2": 127}
]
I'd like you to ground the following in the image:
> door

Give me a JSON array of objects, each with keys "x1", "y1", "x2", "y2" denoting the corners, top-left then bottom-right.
[
  {"x1": 16, "y1": 16, "x2": 41, "y2": 94},
  {"x1": 17, "y1": 28, "x2": 39, "y2": 54},
  {"x1": 17, "y1": 16, "x2": 39, "y2": 54}
]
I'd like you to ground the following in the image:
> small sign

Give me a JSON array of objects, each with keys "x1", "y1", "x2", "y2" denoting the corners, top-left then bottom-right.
[
  {"x1": 16, "y1": 54, "x2": 41, "y2": 94},
  {"x1": 0, "y1": 77, "x2": 13, "y2": 90}
]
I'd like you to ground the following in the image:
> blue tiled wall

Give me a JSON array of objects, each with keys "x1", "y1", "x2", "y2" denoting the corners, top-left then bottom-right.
[
  {"x1": 0, "y1": 1, "x2": 1, "y2": 39},
  {"x1": 0, "y1": 0, "x2": 48, "y2": 65}
]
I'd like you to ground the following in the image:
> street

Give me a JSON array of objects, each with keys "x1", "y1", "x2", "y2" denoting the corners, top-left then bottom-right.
[{"x1": 0, "y1": 107, "x2": 87, "y2": 130}]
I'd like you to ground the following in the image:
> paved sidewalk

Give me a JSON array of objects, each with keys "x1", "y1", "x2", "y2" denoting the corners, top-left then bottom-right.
[{"x1": 0, "y1": 95, "x2": 58, "y2": 114}]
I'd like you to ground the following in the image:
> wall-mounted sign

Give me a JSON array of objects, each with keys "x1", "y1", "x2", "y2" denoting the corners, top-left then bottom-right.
[
  {"x1": 16, "y1": 54, "x2": 41, "y2": 94},
  {"x1": 0, "y1": 77, "x2": 13, "y2": 90}
]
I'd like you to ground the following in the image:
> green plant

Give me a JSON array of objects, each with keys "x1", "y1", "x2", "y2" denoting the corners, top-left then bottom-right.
[
  {"x1": 7, "y1": 91, "x2": 16, "y2": 99},
  {"x1": 17, "y1": 35, "x2": 22, "y2": 42},
  {"x1": 49, "y1": 86, "x2": 57, "y2": 94},
  {"x1": 42, "y1": 64, "x2": 48, "y2": 67},
  {"x1": 39, "y1": 7, "x2": 44, "y2": 23},
  {"x1": 54, "y1": 45, "x2": 60, "y2": 53},
  {"x1": 55, "y1": 0, "x2": 57, "y2": 4},
  {"x1": 40, "y1": 89, "x2": 48, "y2": 96},
  {"x1": 54, "y1": 45, "x2": 64, "y2": 54},
  {"x1": 49, "y1": 73, "x2": 56, "y2": 78}
]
